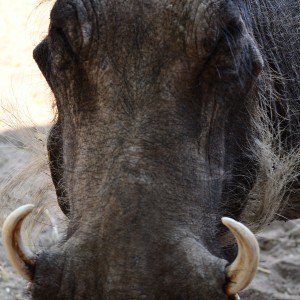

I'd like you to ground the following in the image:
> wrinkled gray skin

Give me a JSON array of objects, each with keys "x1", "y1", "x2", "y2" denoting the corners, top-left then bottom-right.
[{"x1": 32, "y1": 0, "x2": 300, "y2": 299}]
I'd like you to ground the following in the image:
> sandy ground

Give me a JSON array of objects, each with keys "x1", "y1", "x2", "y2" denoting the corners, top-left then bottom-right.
[{"x1": 0, "y1": 1, "x2": 300, "y2": 299}]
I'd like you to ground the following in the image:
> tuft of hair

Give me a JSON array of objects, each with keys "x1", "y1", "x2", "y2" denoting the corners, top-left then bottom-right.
[
  {"x1": 235, "y1": 0, "x2": 300, "y2": 234},
  {"x1": 239, "y1": 103, "x2": 300, "y2": 233},
  {"x1": 0, "y1": 104, "x2": 66, "y2": 251}
]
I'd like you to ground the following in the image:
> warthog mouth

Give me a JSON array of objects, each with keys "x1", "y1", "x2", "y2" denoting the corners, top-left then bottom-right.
[{"x1": 3, "y1": 204, "x2": 259, "y2": 299}]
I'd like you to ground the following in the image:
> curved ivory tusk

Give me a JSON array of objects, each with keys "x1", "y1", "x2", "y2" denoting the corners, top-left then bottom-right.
[
  {"x1": 222, "y1": 217, "x2": 259, "y2": 298},
  {"x1": 2, "y1": 204, "x2": 36, "y2": 281}
]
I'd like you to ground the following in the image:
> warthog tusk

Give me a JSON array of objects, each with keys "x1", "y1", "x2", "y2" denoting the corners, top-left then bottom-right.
[
  {"x1": 2, "y1": 204, "x2": 36, "y2": 281},
  {"x1": 222, "y1": 217, "x2": 259, "y2": 298}
]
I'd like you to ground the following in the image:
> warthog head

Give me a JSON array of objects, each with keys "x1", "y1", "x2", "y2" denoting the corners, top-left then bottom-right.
[{"x1": 3, "y1": 0, "x2": 300, "y2": 299}]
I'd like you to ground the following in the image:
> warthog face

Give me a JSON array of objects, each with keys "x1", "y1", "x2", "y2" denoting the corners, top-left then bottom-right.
[{"x1": 8, "y1": 0, "x2": 300, "y2": 299}]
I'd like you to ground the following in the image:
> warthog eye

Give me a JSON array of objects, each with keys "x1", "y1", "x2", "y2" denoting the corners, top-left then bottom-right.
[
  {"x1": 49, "y1": 0, "x2": 91, "y2": 56},
  {"x1": 49, "y1": 23, "x2": 77, "y2": 58}
]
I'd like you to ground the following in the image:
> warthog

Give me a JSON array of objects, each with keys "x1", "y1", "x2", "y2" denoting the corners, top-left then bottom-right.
[{"x1": 2, "y1": 0, "x2": 300, "y2": 299}]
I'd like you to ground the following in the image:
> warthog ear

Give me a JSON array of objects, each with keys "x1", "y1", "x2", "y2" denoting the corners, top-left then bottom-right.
[{"x1": 50, "y1": 0, "x2": 92, "y2": 55}]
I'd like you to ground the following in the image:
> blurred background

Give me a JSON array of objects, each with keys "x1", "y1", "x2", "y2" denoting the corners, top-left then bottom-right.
[{"x1": 0, "y1": 0, "x2": 54, "y2": 132}]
